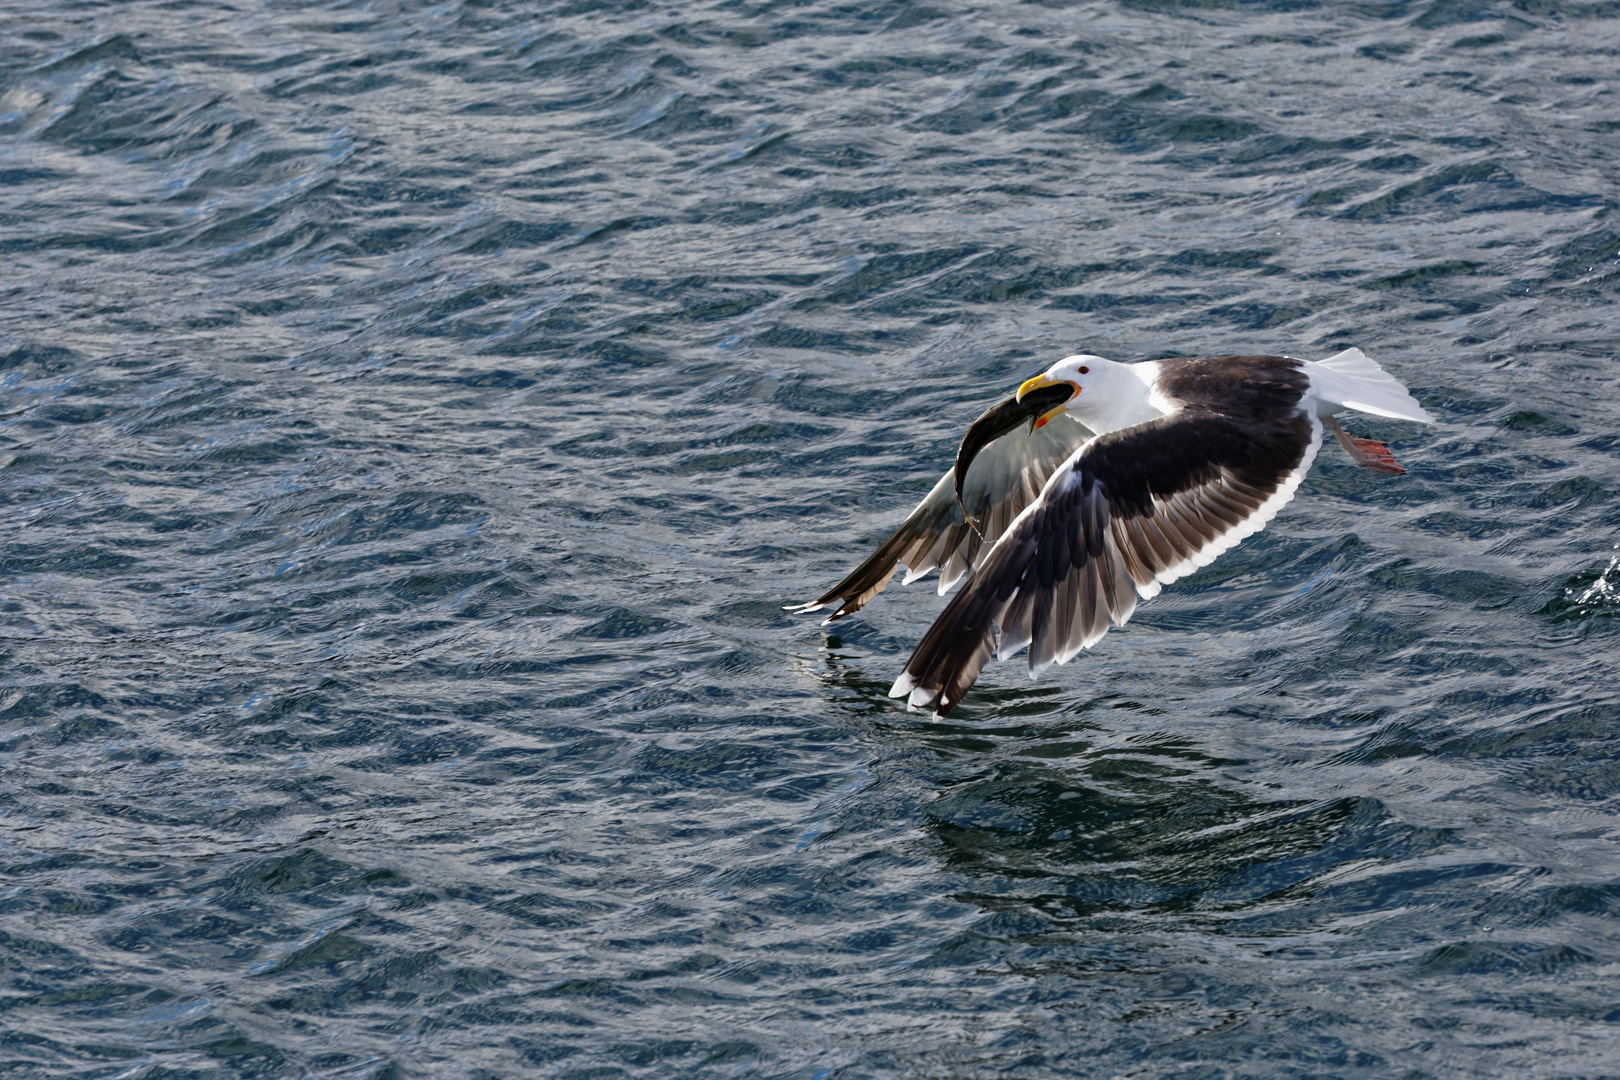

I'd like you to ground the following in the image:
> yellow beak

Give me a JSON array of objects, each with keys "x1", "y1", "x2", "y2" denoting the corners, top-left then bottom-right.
[
  {"x1": 1016, "y1": 373, "x2": 1062, "y2": 401},
  {"x1": 1016, "y1": 374, "x2": 1075, "y2": 429}
]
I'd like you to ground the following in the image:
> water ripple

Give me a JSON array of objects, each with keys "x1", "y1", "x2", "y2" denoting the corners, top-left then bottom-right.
[{"x1": 3, "y1": 0, "x2": 1620, "y2": 1076}]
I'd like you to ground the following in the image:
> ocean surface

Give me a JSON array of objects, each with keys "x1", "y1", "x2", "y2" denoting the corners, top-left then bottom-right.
[{"x1": 2, "y1": 0, "x2": 1619, "y2": 1076}]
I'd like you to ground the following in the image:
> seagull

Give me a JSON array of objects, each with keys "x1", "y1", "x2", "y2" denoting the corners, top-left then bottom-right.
[{"x1": 791, "y1": 348, "x2": 1432, "y2": 716}]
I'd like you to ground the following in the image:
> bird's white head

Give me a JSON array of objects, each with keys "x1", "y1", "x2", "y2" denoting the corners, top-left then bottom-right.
[{"x1": 1017, "y1": 353, "x2": 1151, "y2": 435}]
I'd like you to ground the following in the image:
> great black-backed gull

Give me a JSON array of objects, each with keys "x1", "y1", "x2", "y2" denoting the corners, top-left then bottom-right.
[{"x1": 791, "y1": 348, "x2": 1433, "y2": 716}]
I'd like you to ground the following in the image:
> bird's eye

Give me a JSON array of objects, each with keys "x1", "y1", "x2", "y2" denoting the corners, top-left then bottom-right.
[{"x1": 1078, "y1": 366, "x2": 1089, "y2": 375}]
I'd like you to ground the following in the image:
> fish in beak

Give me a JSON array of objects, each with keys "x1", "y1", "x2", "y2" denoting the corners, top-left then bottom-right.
[{"x1": 952, "y1": 379, "x2": 1076, "y2": 528}]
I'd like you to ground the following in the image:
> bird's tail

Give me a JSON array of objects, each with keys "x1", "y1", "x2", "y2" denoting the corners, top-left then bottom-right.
[{"x1": 1308, "y1": 347, "x2": 1433, "y2": 424}]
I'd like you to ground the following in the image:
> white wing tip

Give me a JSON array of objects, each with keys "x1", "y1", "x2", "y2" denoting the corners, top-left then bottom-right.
[
  {"x1": 907, "y1": 686, "x2": 938, "y2": 709},
  {"x1": 890, "y1": 673, "x2": 916, "y2": 699}
]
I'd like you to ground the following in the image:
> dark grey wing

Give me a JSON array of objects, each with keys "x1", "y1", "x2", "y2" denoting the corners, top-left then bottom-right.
[
  {"x1": 892, "y1": 407, "x2": 1323, "y2": 715},
  {"x1": 790, "y1": 415, "x2": 1093, "y2": 623}
]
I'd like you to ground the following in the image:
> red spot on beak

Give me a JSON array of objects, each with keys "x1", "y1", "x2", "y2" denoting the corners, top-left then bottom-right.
[{"x1": 1034, "y1": 416, "x2": 1049, "y2": 429}]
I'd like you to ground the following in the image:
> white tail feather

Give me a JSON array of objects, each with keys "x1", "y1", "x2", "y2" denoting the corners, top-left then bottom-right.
[{"x1": 1306, "y1": 347, "x2": 1433, "y2": 424}]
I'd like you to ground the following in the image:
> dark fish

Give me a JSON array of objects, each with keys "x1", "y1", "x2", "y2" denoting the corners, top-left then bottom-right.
[{"x1": 952, "y1": 382, "x2": 1075, "y2": 528}]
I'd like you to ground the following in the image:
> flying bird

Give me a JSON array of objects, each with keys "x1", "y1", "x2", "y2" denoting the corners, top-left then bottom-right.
[{"x1": 791, "y1": 348, "x2": 1432, "y2": 716}]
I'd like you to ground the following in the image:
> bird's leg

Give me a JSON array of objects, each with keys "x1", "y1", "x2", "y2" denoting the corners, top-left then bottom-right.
[{"x1": 1324, "y1": 415, "x2": 1406, "y2": 475}]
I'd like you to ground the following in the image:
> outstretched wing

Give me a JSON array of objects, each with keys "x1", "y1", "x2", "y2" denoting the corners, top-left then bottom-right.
[
  {"x1": 892, "y1": 406, "x2": 1323, "y2": 715},
  {"x1": 790, "y1": 415, "x2": 1093, "y2": 623}
]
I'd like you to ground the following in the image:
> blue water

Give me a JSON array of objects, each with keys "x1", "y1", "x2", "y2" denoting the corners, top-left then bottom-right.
[{"x1": 3, "y1": 1, "x2": 1619, "y2": 1076}]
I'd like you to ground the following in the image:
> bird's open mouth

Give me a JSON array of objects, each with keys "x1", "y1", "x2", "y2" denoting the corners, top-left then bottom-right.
[{"x1": 952, "y1": 381, "x2": 1076, "y2": 522}]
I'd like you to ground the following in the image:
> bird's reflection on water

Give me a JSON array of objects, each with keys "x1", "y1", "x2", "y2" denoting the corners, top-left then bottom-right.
[{"x1": 809, "y1": 635, "x2": 1451, "y2": 939}]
